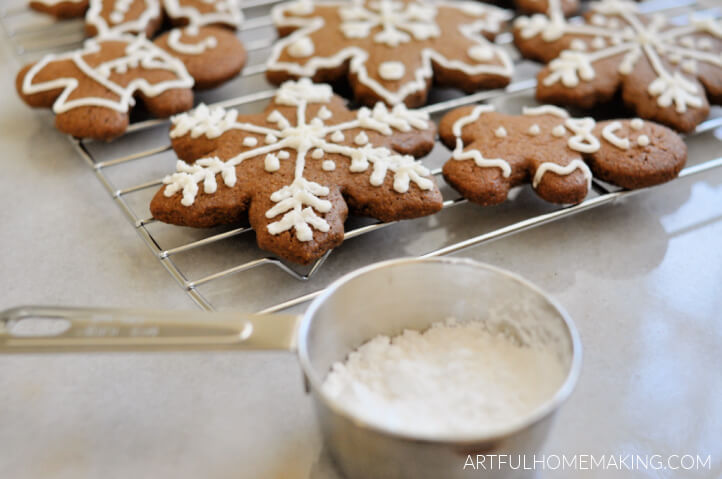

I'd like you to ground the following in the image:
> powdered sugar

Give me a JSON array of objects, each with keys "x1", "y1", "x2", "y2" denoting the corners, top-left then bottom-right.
[{"x1": 322, "y1": 317, "x2": 567, "y2": 438}]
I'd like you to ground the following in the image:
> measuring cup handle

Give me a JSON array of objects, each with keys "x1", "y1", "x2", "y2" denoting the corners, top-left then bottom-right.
[{"x1": 0, "y1": 306, "x2": 300, "y2": 353}]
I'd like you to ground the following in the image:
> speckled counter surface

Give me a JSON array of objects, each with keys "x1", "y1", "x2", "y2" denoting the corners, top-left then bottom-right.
[{"x1": 0, "y1": 3, "x2": 721, "y2": 478}]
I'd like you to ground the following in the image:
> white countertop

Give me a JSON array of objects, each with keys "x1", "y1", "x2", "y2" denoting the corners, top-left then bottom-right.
[{"x1": 1, "y1": 4, "x2": 721, "y2": 478}]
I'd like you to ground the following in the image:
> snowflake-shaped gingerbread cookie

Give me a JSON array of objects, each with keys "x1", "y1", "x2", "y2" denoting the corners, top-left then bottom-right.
[
  {"x1": 151, "y1": 79, "x2": 444, "y2": 264},
  {"x1": 513, "y1": 0, "x2": 722, "y2": 132},
  {"x1": 440, "y1": 104, "x2": 686, "y2": 205},
  {"x1": 267, "y1": 0, "x2": 513, "y2": 107}
]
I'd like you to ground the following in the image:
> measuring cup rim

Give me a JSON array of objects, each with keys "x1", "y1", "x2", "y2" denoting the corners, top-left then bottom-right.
[{"x1": 297, "y1": 256, "x2": 583, "y2": 444}]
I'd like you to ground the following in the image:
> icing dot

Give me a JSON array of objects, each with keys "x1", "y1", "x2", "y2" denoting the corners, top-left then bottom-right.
[
  {"x1": 608, "y1": 18, "x2": 620, "y2": 29},
  {"x1": 611, "y1": 35, "x2": 623, "y2": 45},
  {"x1": 591, "y1": 36, "x2": 606, "y2": 49},
  {"x1": 378, "y1": 61, "x2": 405, "y2": 80},
  {"x1": 243, "y1": 137, "x2": 258, "y2": 147},
  {"x1": 318, "y1": 106, "x2": 332, "y2": 120},
  {"x1": 637, "y1": 135, "x2": 650, "y2": 147},
  {"x1": 494, "y1": 126, "x2": 507, "y2": 138},
  {"x1": 682, "y1": 59, "x2": 697, "y2": 74},
  {"x1": 591, "y1": 14, "x2": 606, "y2": 26},
  {"x1": 680, "y1": 36, "x2": 695, "y2": 48},
  {"x1": 528, "y1": 124, "x2": 540, "y2": 136},
  {"x1": 278, "y1": 150, "x2": 290, "y2": 160},
  {"x1": 322, "y1": 160, "x2": 336, "y2": 171},
  {"x1": 331, "y1": 131, "x2": 344, "y2": 142},
  {"x1": 354, "y1": 131, "x2": 369, "y2": 145},
  {"x1": 288, "y1": 37, "x2": 314, "y2": 58},
  {"x1": 311, "y1": 148, "x2": 324, "y2": 159},
  {"x1": 265, "y1": 134, "x2": 278, "y2": 144},
  {"x1": 468, "y1": 44, "x2": 494, "y2": 62},
  {"x1": 570, "y1": 39, "x2": 587, "y2": 51},
  {"x1": 630, "y1": 118, "x2": 644, "y2": 130},
  {"x1": 265, "y1": 154, "x2": 280, "y2": 172},
  {"x1": 110, "y1": 12, "x2": 124, "y2": 23},
  {"x1": 668, "y1": 53, "x2": 681, "y2": 64},
  {"x1": 552, "y1": 125, "x2": 566, "y2": 137}
]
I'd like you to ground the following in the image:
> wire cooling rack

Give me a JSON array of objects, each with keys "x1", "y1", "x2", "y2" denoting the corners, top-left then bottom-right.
[{"x1": 2, "y1": 0, "x2": 721, "y2": 312}]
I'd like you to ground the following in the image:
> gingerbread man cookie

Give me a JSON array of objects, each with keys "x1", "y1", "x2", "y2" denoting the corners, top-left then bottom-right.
[
  {"x1": 267, "y1": 0, "x2": 513, "y2": 107},
  {"x1": 439, "y1": 104, "x2": 686, "y2": 205},
  {"x1": 151, "y1": 79, "x2": 443, "y2": 264},
  {"x1": 16, "y1": 34, "x2": 194, "y2": 141},
  {"x1": 29, "y1": 0, "x2": 89, "y2": 18},
  {"x1": 514, "y1": 0, "x2": 722, "y2": 132},
  {"x1": 85, "y1": 0, "x2": 163, "y2": 37}
]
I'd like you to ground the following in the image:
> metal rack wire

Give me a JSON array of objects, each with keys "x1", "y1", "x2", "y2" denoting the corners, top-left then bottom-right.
[{"x1": 2, "y1": 0, "x2": 721, "y2": 312}]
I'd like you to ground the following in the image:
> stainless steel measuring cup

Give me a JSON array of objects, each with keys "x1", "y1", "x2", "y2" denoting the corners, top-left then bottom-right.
[{"x1": 0, "y1": 257, "x2": 582, "y2": 479}]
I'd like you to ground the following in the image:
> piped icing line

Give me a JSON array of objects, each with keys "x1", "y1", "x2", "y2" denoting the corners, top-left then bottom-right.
[
  {"x1": 516, "y1": 0, "x2": 720, "y2": 112},
  {"x1": 22, "y1": 34, "x2": 194, "y2": 114},
  {"x1": 451, "y1": 105, "x2": 512, "y2": 177},
  {"x1": 86, "y1": 0, "x2": 162, "y2": 36},
  {"x1": 162, "y1": 0, "x2": 243, "y2": 29},
  {"x1": 267, "y1": 0, "x2": 514, "y2": 106},
  {"x1": 167, "y1": 27, "x2": 218, "y2": 54},
  {"x1": 601, "y1": 121, "x2": 631, "y2": 149},
  {"x1": 532, "y1": 159, "x2": 592, "y2": 189},
  {"x1": 522, "y1": 104, "x2": 570, "y2": 118},
  {"x1": 162, "y1": 79, "x2": 435, "y2": 241}
]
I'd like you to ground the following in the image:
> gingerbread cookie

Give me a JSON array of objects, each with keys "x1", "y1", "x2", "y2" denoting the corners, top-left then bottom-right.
[
  {"x1": 16, "y1": 34, "x2": 194, "y2": 141},
  {"x1": 151, "y1": 79, "x2": 443, "y2": 264},
  {"x1": 85, "y1": 0, "x2": 163, "y2": 37},
  {"x1": 439, "y1": 104, "x2": 686, "y2": 205},
  {"x1": 154, "y1": 25, "x2": 246, "y2": 89},
  {"x1": 267, "y1": 0, "x2": 513, "y2": 107},
  {"x1": 29, "y1": 0, "x2": 89, "y2": 18},
  {"x1": 514, "y1": 0, "x2": 722, "y2": 132},
  {"x1": 163, "y1": 0, "x2": 243, "y2": 29}
]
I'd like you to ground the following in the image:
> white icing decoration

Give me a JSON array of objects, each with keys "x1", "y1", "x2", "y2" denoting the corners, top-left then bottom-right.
[
  {"x1": 162, "y1": 0, "x2": 243, "y2": 29},
  {"x1": 266, "y1": 133, "x2": 278, "y2": 144},
  {"x1": 528, "y1": 124, "x2": 541, "y2": 136},
  {"x1": 318, "y1": 106, "x2": 332, "y2": 119},
  {"x1": 378, "y1": 61, "x2": 405, "y2": 81},
  {"x1": 494, "y1": 126, "x2": 507, "y2": 138},
  {"x1": 22, "y1": 34, "x2": 194, "y2": 115},
  {"x1": 331, "y1": 131, "x2": 345, "y2": 142},
  {"x1": 564, "y1": 117, "x2": 600, "y2": 153},
  {"x1": 243, "y1": 137, "x2": 258, "y2": 147},
  {"x1": 522, "y1": 105, "x2": 570, "y2": 118},
  {"x1": 451, "y1": 105, "x2": 512, "y2": 177},
  {"x1": 570, "y1": 39, "x2": 587, "y2": 51},
  {"x1": 167, "y1": 28, "x2": 218, "y2": 55},
  {"x1": 338, "y1": 0, "x2": 440, "y2": 47},
  {"x1": 468, "y1": 44, "x2": 494, "y2": 61},
  {"x1": 532, "y1": 160, "x2": 592, "y2": 189},
  {"x1": 288, "y1": 37, "x2": 315, "y2": 58},
  {"x1": 267, "y1": 0, "x2": 513, "y2": 106},
  {"x1": 355, "y1": 131, "x2": 369, "y2": 145},
  {"x1": 86, "y1": 0, "x2": 161, "y2": 36},
  {"x1": 163, "y1": 79, "x2": 434, "y2": 241},
  {"x1": 265, "y1": 153, "x2": 281, "y2": 171},
  {"x1": 521, "y1": 0, "x2": 721, "y2": 113},
  {"x1": 637, "y1": 134, "x2": 649, "y2": 146},
  {"x1": 552, "y1": 125, "x2": 566, "y2": 137},
  {"x1": 630, "y1": 118, "x2": 644, "y2": 130},
  {"x1": 33, "y1": 0, "x2": 86, "y2": 4},
  {"x1": 601, "y1": 121, "x2": 630, "y2": 149}
]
